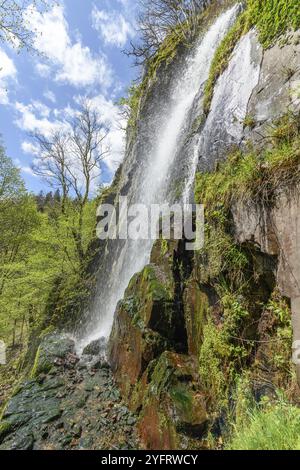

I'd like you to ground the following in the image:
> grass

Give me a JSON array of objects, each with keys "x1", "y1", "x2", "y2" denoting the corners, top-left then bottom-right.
[
  {"x1": 247, "y1": 0, "x2": 300, "y2": 49},
  {"x1": 227, "y1": 397, "x2": 300, "y2": 450}
]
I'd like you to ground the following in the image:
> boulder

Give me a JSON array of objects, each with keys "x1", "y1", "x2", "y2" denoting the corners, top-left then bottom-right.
[
  {"x1": 82, "y1": 337, "x2": 106, "y2": 356},
  {"x1": 137, "y1": 352, "x2": 207, "y2": 450},
  {"x1": 31, "y1": 333, "x2": 75, "y2": 377}
]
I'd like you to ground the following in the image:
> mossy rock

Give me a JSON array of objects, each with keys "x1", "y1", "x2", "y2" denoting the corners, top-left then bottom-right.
[
  {"x1": 30, "y1": 333, "x2": 75, "y2": 378},
  {"x1": 0, "y1": 420, "x2": 12, "y2": 442},
  {"x1": 108, "y1": 297, "x2": 171, "y2": 402},
  {"x1": 183, "y1": 279, "x2": 211, "y2": 357},
  {"x1": 137, "y1": 352, "x2": 207, "y2": 449}
]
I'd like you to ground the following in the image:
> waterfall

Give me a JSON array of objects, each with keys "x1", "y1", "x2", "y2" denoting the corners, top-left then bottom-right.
[
  {"x1": 198, "y1": 29, "x2": 262, "y2": 170},
  {"x1": 76, "y1": 4, "x2": 243, "y2": 353}
]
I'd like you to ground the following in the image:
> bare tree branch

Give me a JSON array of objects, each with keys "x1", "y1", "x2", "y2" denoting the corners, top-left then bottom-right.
[{"x1": 125, "y1": 0, "x2": 210, "y2": 66}]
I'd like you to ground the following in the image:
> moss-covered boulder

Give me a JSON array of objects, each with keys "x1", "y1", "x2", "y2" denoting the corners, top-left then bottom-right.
[
  {"x1": 137, "y1": 352, "x2": 207, "y2": 450},
  {"x1": 108, "y1": 262, "x2": 179, "y2": 400},
  {"x1": 31, "y1": 333, "x2": 76, "y2": 378}
]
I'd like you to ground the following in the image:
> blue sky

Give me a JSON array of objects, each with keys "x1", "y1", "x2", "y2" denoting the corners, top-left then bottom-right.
[{"x1": 0, "y1": 0, "x2": 138, "y2": 193}]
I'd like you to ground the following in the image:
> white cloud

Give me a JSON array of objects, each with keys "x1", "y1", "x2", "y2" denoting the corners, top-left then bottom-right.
[
  {"x1": 21, "y1": 166, "x2": 37, "y2": 177},
  {"x1": 0, "y1": 47, "x2": 17, "y2": 104},
  {"x1": 14, "y1": 101, "x2": 67, "y2": 137},
  {"x1": 14, "y1": 157, "x2": 37, "y2": 177},
  {"x1": 85, "y1": 94, "x2": 126, "y2": 171},
  {"x1": 44, "y1": 90, "x2": 56, "y2": 104},
  {"x1": 35, "y1": 63, "x2": 51, "y2": 78},
  {"x1": 21, "y1": 141, "x2": 39, "y2": 155},
  {"x1": 15, "y1": 92, "x2": 126, "y2": 184},
  {"x1": 27, "y1": 5, "x2": 113, "y2": 88},
  {"x1": 92, "y1": 7, "x2": 135, "y2": 48}
]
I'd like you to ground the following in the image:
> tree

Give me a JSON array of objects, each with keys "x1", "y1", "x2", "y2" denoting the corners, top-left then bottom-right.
[
  {"x1": 126, "y1": 0, "x2": 209, "y2": 65},
  {"x1": 0, "y1": 0, "x2": 57, "y2": 50},
  {"x1": 32, "y1": 131, "x2": 70, "y2": 213},
  {"x1": 0, "y1": 141, "x2": 24, "y2": 202},
  {"x1": 32, "y1": 101, "x2": 108, "y2": 262}
]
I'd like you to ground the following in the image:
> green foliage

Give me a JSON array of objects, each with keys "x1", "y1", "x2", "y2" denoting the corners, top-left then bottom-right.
[
  {"x1": 262, "y1": 291, "x2": 293, "y2": 374},
  {"x1": 119, "y1": 84, "x2": 144, "y2": 130},
  {"x1": 204, "y1": 0, "x2": 300, "y2": 113},
  {"x1": 243, "y1": 114, "x2": 256, "y2": 129},
  {"x1": 227, "y1": 396, "x2": 300, "y2": 450},
  {"x1": 195, "y1": 204, "x2": 249, "y2": 287},
  {"x1": 199, "y1": 288, "x2": 251, "y2": 407},
  {"x1": 0, "y1": 142, "x2": 24, "y2": 200},
  {"x1": 195, "y1": 115, "x2": 298, "y2": 417},
  {"x1": 0, "y1": 144, "x2": 100, "y2": 358},
  {"x1": 199, "y1": 318, "x2": 229, "y2": 406}
]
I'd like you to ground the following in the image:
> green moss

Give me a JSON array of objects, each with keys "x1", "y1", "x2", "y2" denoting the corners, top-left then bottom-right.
[
  {"x1": 160, "y1": 239, "x2": 169, "y2": 257},
  {"x1": 170, "y1": 386, "x2": 193, "y2": 419},
  {"x1": 243, "y1": 114, "x2": 256, "y2": 129},
  {"x1": 199, "y1": 289, "x2": 251, "y2": 408},
  {"x1": 204, "y1": 0, "x2": 300, "y2": 114},
  {"x1": 142, "y1": 265, "x2": 172, "y2": 302},
  {"x1": 0, "y1": 420, "x2": 12, "y2": 440},
  {"x1": 30, "y1": 346, "x2": 51, "y2": 378},
  {"x1": 119, "y1": 83, "x2": 145, "y2": 132},
  {"x1": 247, "y1": 0, "x2": 300, "y2": 49}
]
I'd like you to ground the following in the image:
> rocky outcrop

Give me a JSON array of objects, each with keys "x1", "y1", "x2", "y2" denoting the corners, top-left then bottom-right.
[
  {"x1": 108, "y1": 238, "x2": 189, "y2": 401},
  {"x1": 108, "y1": 237, "x2": 211, "y2": 449},
  {"x1": 245, "y1": 30, "x2": 300, "y2": 148},
  {"x1": 232, "y1": 191, "x2": 300, "y2": 382},
  {"x1": 106, "y1": 26, "x2": 300, "y2": 446}
]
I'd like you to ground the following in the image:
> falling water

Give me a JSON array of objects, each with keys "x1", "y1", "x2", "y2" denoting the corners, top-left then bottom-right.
[{"x1": 76, "y1": 4, "x2": 242, "y2": 352}]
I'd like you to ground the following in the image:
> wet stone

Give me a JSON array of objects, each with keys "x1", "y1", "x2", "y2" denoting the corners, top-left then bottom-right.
[{"x1": 0, "y1": 333, "x2": 139, "y2": 450}]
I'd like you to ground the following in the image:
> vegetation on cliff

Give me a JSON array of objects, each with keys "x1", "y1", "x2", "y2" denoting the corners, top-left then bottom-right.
[
  {"x1": 193, "y1": 113, "x2": 300, "y2": 449},
  {"x1": 123, "y1": 0, "x2": 300, "y2": 127},
  {"x1": 195, "y1": 111, "x2": 300, "y2": 208}
]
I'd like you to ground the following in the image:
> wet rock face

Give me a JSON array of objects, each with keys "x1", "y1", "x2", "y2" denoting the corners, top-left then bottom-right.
[
  {"x1": 82, "y1": 337, "x2": 106, "y2": 357},
  {"x1": 198, "y1": 29, "x2": 263, "y2": 171},
  {"x1": 246, "y1": 31, "x2": 300, "y2": 148},
  {"x1": 137, "y1": 352, "x2": 207, "y2": 450},
  {"x1": 0, "y1": 334, "x2": 139, "y2": 450},
  {"x1": 232, "y1": 192, "x2": 300, "y2": 383},
  {"x1": 108, "y1": 238, "x2": 191, "y2": 401}
]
